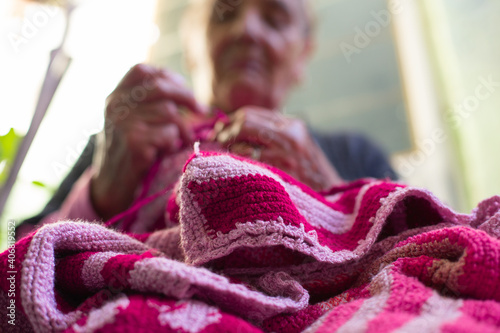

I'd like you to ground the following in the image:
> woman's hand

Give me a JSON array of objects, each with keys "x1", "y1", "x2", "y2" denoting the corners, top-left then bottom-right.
[
  {"x1": 213, "y1": 106, "x2": 343, "y2": 191},
  {"x1": 91, "y1": 64, "x2": 206, "y2": 219}
]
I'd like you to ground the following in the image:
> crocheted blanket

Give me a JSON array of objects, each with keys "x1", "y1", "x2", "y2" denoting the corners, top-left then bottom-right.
[{"x1": 1, "y1": 151, "x2": 500, "y2": 333}]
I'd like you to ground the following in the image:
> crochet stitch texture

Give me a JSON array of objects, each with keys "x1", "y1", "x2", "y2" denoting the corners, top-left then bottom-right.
[{"x1": 1, "y1": 150, "x2": 500, "y2": 333}]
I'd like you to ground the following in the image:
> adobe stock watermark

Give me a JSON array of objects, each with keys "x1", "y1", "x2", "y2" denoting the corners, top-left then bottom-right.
[
  {"x1": 7, "y1": 1, "x2": 65, "y2": 54},
  {"x1": 6, "y1": 220, "x2": 17, "y2": 326},
  {"x1": 340, "y1": 0, "x2": 410, "y2": 63},
  {"x1": 397, "y1": 75, "x2": 499, "y2": 177}
]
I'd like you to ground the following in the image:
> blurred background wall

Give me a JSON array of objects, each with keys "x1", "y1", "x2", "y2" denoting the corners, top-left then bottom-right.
[{"x1": 1, "y1": 0, "x2": 499, "y2": 248}]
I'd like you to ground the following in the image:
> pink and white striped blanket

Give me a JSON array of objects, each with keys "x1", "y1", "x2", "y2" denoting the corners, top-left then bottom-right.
[{"x1": 1, "y1": 151, "x2": 500, "y2": 333}]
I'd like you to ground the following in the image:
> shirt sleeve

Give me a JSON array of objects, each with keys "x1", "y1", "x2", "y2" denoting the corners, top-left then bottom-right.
[{"x1": 311, "y1": 131, "x2": 398, "y2": 181}]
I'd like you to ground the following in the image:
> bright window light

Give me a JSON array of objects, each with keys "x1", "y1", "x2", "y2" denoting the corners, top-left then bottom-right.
[{"x1": 0, "y1": 0, "x2": 158, "y2": 232}]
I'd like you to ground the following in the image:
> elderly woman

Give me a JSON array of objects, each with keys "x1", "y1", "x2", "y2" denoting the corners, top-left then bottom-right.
[{"x1": 18, "y1": 0, "x2": 395, "y2": 235}]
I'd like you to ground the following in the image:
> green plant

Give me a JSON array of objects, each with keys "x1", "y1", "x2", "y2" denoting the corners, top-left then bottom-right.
[{"x1": 0, "y1": 128, "x2": 23, "y2": 187}]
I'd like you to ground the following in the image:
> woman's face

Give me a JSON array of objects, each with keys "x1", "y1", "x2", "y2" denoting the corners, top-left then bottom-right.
[{"x1": 205, "y1": 0, "x2": 312, "y2": 113}]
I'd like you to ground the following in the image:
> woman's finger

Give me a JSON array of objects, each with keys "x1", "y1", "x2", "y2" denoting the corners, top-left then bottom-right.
[
  {"x1": 165, "y1": 103, "x2": 195, "y2": 147},
  {"x1": 149, "y1": 123, "x2": 181, "y2": 153},
  {"x1": 117, "y1": 64, "x2": 163, "y2": 88},
  {"x1": 110, "y1": 68, "x2": 207, "y2": 115},
  {"x1": 142, "y1": 79, "x2": 207, "y2": 114},
  {"x1": 219, "y1": 117, "x2": 292, "y2": 152}
]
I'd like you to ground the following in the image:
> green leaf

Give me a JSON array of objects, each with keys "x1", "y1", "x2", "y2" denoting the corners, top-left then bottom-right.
[
  {"x1": 31, "y1": 181, "x2": 47, "y2": 188},
  {"x1": 0, "y1": 128, "x2": 24, "y2": 186}
]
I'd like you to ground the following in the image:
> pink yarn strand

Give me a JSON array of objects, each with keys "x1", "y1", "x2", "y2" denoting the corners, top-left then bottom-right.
[
  {"x1": 104, "y1": 182, "x2": 175, "y2": 228},
  {"x1": 119, "y1": 156, "x2": 164, "y2": 231}
]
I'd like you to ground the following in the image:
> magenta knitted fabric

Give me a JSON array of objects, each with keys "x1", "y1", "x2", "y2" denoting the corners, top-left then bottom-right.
[{"x1": 1, "y1": 150, "x2": 500, "y2": 333}]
